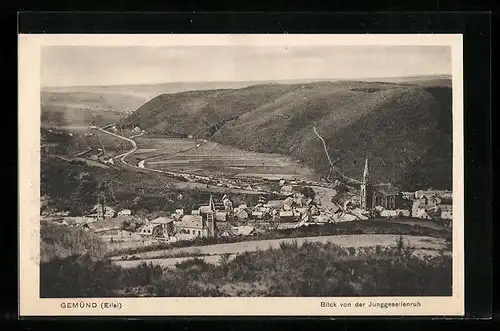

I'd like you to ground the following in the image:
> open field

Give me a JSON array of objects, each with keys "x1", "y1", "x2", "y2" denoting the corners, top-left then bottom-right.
[
  {"x1": 125, "y1": 137, "x2": 200, "y2": 165},
  {"x1": 145, "y1": 139, "x2": 317, "y2": 181}
]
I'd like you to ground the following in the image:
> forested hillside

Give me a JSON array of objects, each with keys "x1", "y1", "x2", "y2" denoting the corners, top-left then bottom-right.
[{"x1": 124, "y1": 78, "x2": 453, "y2": 190}]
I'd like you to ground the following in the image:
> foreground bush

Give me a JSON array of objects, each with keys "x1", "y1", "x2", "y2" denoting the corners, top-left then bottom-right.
[
  {"x1": 41, "y1": 242, "x2": 451, "y2": 298},
  {"x1": 40, "y1": 222, "x2": 106, "y2": 262}
]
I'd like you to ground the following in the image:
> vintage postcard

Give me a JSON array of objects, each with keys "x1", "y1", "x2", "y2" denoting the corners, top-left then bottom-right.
[{"x1": 18, "y1": 34, "x2": 464, "y2": 316}]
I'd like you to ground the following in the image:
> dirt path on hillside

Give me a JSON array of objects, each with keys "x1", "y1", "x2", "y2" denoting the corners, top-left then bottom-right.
[
  {"x1": 113, "y1": 234, "x2": 449, "y2": 269},
  {"x1": 112, "y1": 234, "x2": 447, "y2": 261}
]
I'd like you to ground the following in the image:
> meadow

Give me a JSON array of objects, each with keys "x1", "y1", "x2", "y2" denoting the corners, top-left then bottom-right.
[{"x1": 144, "y1": 139, "x2": 316, "y2": 181}]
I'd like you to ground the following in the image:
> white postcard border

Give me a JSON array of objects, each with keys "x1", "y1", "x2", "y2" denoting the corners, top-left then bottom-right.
[{"x1": 18, "y1": 34, "x2": 464, "y2": 316}]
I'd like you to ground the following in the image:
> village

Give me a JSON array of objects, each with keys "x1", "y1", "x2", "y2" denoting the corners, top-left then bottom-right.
[{"x1": 43, "y1": 157, "x2": 453, "y2": 251}]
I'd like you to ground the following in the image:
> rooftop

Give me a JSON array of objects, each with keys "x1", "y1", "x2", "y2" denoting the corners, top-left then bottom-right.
[
  {"x1": 178, "y1": 215, "x2": 204, "y2": 229},
  {"x1": 151, "y1": 217, "x2": 174, "y2": 224},
  {"x1": 374, "y1": 184, "x2": 400, "y2": 197}
]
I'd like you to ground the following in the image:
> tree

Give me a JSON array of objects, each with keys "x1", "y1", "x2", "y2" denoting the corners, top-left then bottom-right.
[
  {"x1": 96, "y1": 180, "x2": 117, "y2": 219},
  {"x1": 299, "y1": 186, "x2": 316, "y2": 199},
  {"x1": 69, "y1": 174, "x2": 98, "y2": 215}
]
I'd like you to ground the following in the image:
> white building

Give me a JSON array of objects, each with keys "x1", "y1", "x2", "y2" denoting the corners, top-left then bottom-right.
[{"x1": 118, "y1": 209, "x2": 132, "y2": 216}]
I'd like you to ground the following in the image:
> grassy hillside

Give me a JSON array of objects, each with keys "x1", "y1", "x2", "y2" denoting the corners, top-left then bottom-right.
[
  {"x1": 124, "y1": 78, "x2": 452, "y2": 190},
  {"x1": 41, "y1": 241, "x2": 451, "y2": 297},
  {"x1": 40, "y1": 222, "x2": 106, "y2": 263}
]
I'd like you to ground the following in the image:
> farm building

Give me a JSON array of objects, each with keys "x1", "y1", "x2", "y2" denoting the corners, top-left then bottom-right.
[
  {"x1": 138, "y1": 223, "x2": 164, "y2": 237},
  {"x1": 118, "y1": 209, "x2": 132, "y2": 216},
  {"x1": 87, "y1": 205, "x2": 116, "y2": 219},
  {"x1": 83, "y1": 218, "x2": 123, "y2": 234},
  {"x1": 151, "y1": 217, "x2": 175, "y2": 235},
  {"x1": 231, "y1": 226, "x2": 256, "y2": 236},
  {"x1": 234, "y1": 208, "x2": 249, "y2": 220}
]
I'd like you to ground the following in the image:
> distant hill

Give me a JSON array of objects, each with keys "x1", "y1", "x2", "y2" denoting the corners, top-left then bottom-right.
[
  {"x1": 123, "y1": 77, "x2": 453, "y2": 190},
  {"x1": 41, "y1": 90, "x2": 151, "y2": 128},
  {"x1": 42, "y1": 75, "x2": 451, "y2": 96}
]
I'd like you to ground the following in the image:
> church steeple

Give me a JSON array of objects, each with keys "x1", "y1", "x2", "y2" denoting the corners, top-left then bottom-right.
[
  {"x1": 363, "y1": 158, "x2": 369, "y2": 184},
  {"x1": 208, "y1": 194, "x2": 214, "y2": 211},
  {"x1": 360, "y1": 157, "x2": 371, "y2": 210}
]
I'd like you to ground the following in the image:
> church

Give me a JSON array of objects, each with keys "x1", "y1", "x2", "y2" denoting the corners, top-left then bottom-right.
[{"x1": 359, "y1": 158, "x2": 402, "y2": 211}]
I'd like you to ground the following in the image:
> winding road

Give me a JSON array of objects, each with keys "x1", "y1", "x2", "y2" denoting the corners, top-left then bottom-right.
[
  {"x1": 94, "y1": 125, "x2": 233, "y2": 185},
  {"x1": 95, "y1": 127, "x2": 142, "y2": 165}
]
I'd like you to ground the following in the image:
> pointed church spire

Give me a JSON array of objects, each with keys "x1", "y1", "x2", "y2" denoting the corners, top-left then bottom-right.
[
  {"x1": 209, "y1": 194, "x2": 214, "y2": 211},
  {"x1": 360, "y1": 157, "x2": 370, "y2": 211},
  {"x1": 363, "y1": 157, "x2": 369, "y2": 183}
]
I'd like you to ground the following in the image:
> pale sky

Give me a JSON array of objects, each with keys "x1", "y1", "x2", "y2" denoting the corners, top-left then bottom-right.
[{"x1": 41, "y1": 45, "x2": 451, "y2": 87}]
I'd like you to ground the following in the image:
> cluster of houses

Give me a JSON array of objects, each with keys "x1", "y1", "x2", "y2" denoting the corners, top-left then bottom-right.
[
  {"x1": 342, "y1": 158, "x2": 453, "y2": 221},
  {"x1": 407, "y1": 190, "x2": 453, "y2": 220},
  {"x1": 45, "y1": 157, "x2": 453, "y2": 246}
]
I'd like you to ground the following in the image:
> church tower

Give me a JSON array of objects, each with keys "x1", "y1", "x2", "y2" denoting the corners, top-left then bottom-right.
[
  {"x1": 206, "y1": 194, "x2": 216, "y2": 238},
  {"x1": 360, "y1": 158, "x2": 371, "y2": 210}
]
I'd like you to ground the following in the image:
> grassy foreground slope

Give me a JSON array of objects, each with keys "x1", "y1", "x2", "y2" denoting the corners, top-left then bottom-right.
[
  {"x1": 125, "y1": 78, "x2": 452, "y2": 190},
  {"x1": 41, "y1": 241, "x2": 451, "y2": 297}
]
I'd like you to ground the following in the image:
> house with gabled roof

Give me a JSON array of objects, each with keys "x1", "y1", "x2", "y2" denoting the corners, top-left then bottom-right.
[{"x1": 175, "y1": 215, "x2": 207, "y2": 239}]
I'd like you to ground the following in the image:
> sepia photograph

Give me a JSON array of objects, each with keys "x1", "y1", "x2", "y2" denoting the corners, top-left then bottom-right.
[{"x1": 19, "y1": 34, "x2": 464, "y2": 316}]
